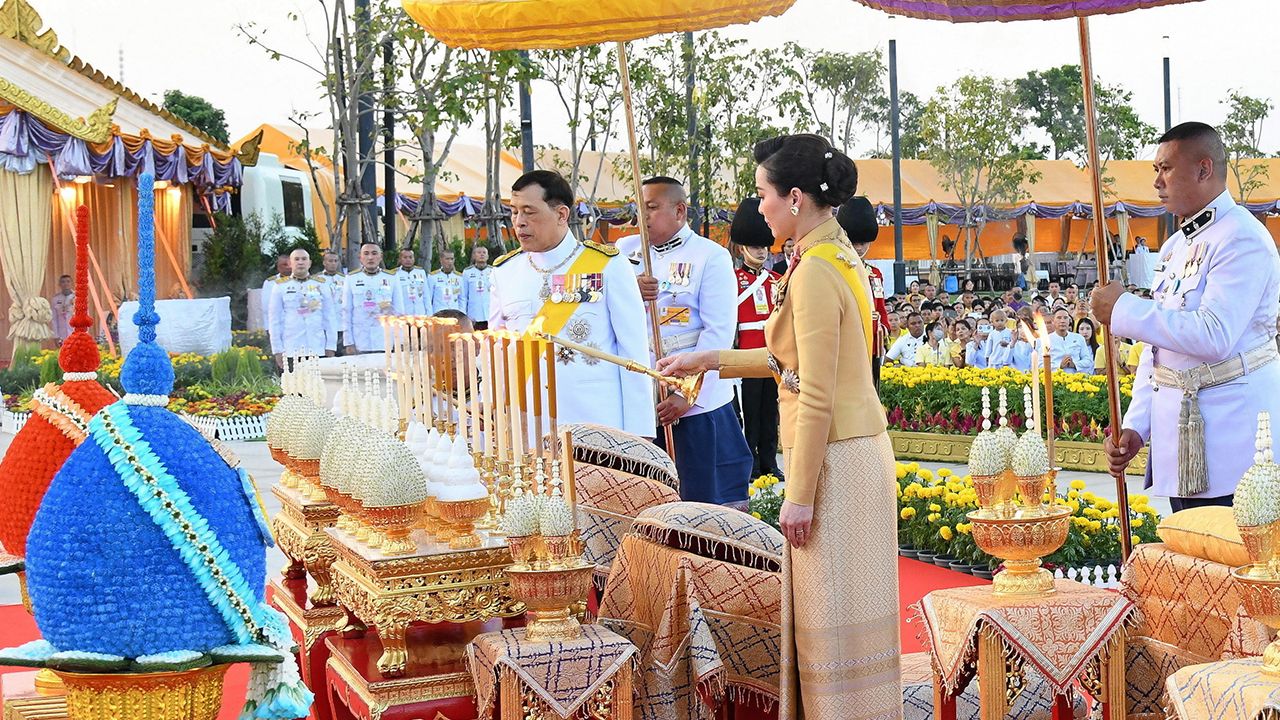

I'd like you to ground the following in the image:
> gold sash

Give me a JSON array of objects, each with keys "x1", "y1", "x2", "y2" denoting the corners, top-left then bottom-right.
[
  {"x1": 806, "y1": 242, "x2": 875, "y2": 361},
  {"x1": 522, "y1": 247, "x2": 612, "y2": 383}
]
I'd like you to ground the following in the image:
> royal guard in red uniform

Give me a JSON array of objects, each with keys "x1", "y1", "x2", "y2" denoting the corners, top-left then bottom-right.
[
  {"x1": 837, "y1": 197, "x2": 890, "y2": 387},
  {"x1": 730, "y1": 197, "x2": 784, "y2": 479}
]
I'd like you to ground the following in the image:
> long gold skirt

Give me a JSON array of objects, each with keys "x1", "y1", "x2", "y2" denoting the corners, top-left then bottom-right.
[{"x1": 781, "y1": 433, "x2": 902, "y2": 720}]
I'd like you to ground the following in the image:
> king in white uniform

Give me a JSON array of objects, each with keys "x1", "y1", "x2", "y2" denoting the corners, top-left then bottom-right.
[
  {"x1": 490, "y1": 170, "x2": 655, "y2": 438},
  {"x1": 1100, "y1": 122, "x2": 1280, "y2": 509},
  {"x1": 616, "y1": 176, "x2": 749, "y2": 505}
]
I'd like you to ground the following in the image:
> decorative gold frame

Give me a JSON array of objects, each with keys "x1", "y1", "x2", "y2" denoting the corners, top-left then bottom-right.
[{"x1": 889, "y1": 431, "x2": 1148, "y2": 475}]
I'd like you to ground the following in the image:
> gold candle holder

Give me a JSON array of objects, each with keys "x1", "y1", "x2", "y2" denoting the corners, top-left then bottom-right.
[
  {"x1": 56, "y1": 665, "x2": 229, "y2": 720},
  {"x1": 968, "y1": 505, "x2": 1071, "y2": 597},
  {"x1": 436, "y1": 497, "x2": 491, "y2": 549},
  {"x1": 1232, "y1": 566, "x2": 1280, "y2": 675}
]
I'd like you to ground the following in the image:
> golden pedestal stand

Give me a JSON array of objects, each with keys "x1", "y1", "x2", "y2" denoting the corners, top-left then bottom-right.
[
  {"x1": 326, "y1": 525, "x2": 524, "y2": 677},
  {"x1": 271, "y1": 484, "x2": 341, "y2": 606}
]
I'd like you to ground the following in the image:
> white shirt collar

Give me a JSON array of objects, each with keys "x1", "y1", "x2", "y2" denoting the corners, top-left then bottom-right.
[
  {"x1": 653, "y1": 224, "x2": 694, "y2": 254},
  {"x1": 528, "y1": 229, "x2": 579, "y2": 266}
]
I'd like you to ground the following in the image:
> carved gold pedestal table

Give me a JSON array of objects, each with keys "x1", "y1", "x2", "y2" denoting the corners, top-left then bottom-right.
[
  {"x1": 326, "y1": 526, "x2": 524, "y2": 678},
  {"x1": 271, "y1": 576, "x2": 346, "y2": 720},
  {"x1": 914, "y1": 579, "x2": 1135, "y2": 720},
  {"x1": 325, "y1": 619, "x2": 520, "y2": 720},
  {"x1": 3, "y1": 670, "x2": 66, "y2": 720},
  {"x1": 467, "y1": 625, "x2": 635, "y2": 720},
  {"x1": 1166, "y1": 658, "x2": 1280, "y2": 720},
  {"x1": 272, "y1": 484, "x2": 341, "y2": 606}
]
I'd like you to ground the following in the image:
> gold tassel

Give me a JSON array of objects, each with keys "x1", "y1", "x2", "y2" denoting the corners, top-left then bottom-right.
[{"x1": 1178, "y1": 391, "x2": 1208, "y2": 497}]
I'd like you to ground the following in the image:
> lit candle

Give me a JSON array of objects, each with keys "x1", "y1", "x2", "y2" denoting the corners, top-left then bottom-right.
[
  {"x1": 453, "y1": 333, "x2": 468, "y2": 451},
  {"x1": 480, "y1": 333, "x2": 495, "y2": 457},
  {"x1": 545, "y1": 341, "x2": 558, "y2": 445},
  {"x1": 381, "y1": 315, "x2": 391, "y2": 376},
  {"x1": 415, "y1": 319, "x2": 429, "y2": 425},
  {"x1": 469, "y1": 334, "x2": 483, "y2": 451},
  {"x1": 515, "y1": 335, "x2": 530, "y2": 456},
  {"x1": 529, "y1": 337, "x2": 543, "y2": 459}
]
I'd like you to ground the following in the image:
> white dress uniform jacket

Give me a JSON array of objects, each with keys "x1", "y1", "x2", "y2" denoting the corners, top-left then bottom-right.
[
  {"x1": 260, "y1": 273, "x2": 286, "y2": 329},
  {"x1": 320, "y1": 270, "x2": 347, "y2": 318},
  {"x1": 395, "y1": 266, "x2": 432, "y2": 316},
  {"x1": 269, "y1": 274, "x2": 337, "y2": 356},
  {"x1": 430, "y1": 270, "x2": 466, "y2": 313},
  {"x1": 1048, "y1": 331, "x2": 1095, "y2": 374},
  {"x1": 342, "y1": 269, "x2": 406, "y2": 352},
  {"x1": 488, "y1": 231, "x2": 656, "y2": 438},
  {"x1": 462, "y1": 265, "x2": 493, "y2": 324},
  {"x1": 1117, "y1": 190, "x2": 1280, "y2": 498},
  {"x1": 615, "y1": 225, "x2": 737, "y2": 418}
]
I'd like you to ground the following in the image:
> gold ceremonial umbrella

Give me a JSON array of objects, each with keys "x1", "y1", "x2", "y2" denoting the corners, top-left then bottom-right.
[
  {"x1": 847, "y1": 0, "x2": 1206, "y2": 560},
  {"x1": 401, "y1": 0, "x2": 797, "y2": 457}
]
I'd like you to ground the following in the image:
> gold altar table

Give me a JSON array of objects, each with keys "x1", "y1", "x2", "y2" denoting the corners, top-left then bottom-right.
[{"x1": 271, "y1": 484, "x2": 341, "y2": 606}]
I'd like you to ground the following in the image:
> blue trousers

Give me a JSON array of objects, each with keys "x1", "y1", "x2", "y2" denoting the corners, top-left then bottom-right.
[{"x1": 656, "y1": 402, "x2": 754, "y2": 506}]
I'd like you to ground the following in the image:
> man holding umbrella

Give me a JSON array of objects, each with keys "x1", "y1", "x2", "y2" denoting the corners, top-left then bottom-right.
[{"x1": 1094, "y1": 122, "x2": 1280, "y2": 511}]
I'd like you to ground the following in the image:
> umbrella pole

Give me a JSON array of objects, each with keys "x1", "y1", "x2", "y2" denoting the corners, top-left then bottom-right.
[
  {"x1": 616, "y1": 41, "x2": 678, "y2": 460},
  {"x1": 1078, "y1": 16, "x2": 1132, "y2": 560}
]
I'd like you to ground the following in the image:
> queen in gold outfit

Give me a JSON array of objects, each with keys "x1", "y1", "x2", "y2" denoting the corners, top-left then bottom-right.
[{"x1": 659, "y1": 134, "x2": 900, "y2": 719}]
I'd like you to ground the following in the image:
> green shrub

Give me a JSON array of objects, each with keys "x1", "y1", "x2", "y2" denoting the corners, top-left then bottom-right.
[{"x1": 38, "y1": 353, "x2": 62, "y2": 385}]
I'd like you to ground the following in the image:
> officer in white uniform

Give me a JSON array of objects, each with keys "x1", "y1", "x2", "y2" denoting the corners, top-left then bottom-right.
[
  {"x1": 429, "y1": 252, "x2": 466, "y2": 313},
  {"x1": 617, "y1": 176, "x2": 749, "y2": 506},
  {"x1": 489, "y1": 170, "x2": 655, "y2": 438},
  {"x1": 1096, "y1": 122, "x2": 1280, "y2": 511},
  {"x1": 343, "y1": 241, "x2": 406, "y2": 353},
  {"x1": 1047, "y1": 308, "x2": 1095, "y2": 374},
  {"x1": 462, "y1": 246, "x2": 493, "y2": 330},
  {"x1": 319, "y1": 249, "x2": 347, "y2": 353},
  {"x1": 259, "y1": 254, "x2": 290, "y2": 330},
  {"x1": 394, "y1": 248, "x2": 432, "y2": 316},
  {"x1": 269, "y1": 248, "x2": 337, "y2": 367}
]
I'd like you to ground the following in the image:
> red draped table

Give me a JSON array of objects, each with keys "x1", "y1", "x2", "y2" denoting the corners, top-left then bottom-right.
[{"x1": 914, "y1": 579, "x2": 1135, "y2": 720}]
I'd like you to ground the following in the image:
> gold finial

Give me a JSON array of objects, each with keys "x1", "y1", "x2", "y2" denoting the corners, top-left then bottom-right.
[{"x1": 0, "y1": 0, "x2": 66, "y2": 61}]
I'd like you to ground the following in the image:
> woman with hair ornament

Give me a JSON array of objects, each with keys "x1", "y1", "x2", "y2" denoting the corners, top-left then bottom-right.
[{"x1": 659, "y1": 134, "x2": 900, "y2": 719}]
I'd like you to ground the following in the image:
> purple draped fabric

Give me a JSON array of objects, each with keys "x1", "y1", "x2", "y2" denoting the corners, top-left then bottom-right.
[
  {"x1": 849, "y1": 0, "x2": 1201, "y2": 23},
  {"x1": 0, "y1": 109, "x2": 242, "y2": 206}
]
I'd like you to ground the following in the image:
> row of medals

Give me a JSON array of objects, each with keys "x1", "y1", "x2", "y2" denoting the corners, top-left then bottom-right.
[{"x1": 544, "y1": 274, "x2": 603, "y2": 304}]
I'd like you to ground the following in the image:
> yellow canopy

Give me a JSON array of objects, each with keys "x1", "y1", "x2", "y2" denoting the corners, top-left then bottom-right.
[{"x1": 400, "y1": 0, "x2": 796, "y2": 50}]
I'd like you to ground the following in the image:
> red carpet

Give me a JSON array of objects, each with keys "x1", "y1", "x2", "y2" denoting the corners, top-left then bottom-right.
[{"x1": 1, "y1": 559, "x2": 985, "y2": 716}]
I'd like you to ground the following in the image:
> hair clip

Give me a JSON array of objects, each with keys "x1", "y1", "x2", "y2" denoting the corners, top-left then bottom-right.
[
  {"x1": 819, "y1": 182, "x2": 829, "y2": 191},
  {"x1": 824, "y1": 151, "x2": 833, "y2": 159}
]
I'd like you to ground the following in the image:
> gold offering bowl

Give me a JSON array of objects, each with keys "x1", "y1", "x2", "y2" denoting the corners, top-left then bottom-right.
[
  {"x1": 968, "y1": 505, "x2": 1071, "y2": 597},
  {"x1": 505, "y1": 563, "x2": 595, "y2": 642},
  {"x1": 507, "y1": 532, "x2": 585, "y2": 570},
  {"x1": 1015, "y1": 469, "x2": 1058, "y2": 516},
  {"x1": 971, "y1": 469, "x2": 1017, "y2": 515},
  {"x1": 435, "y1": 497, "x2": 491, "y2": 549},
  {"x1": 1232, "y1": 566, "x2": 1280, "y2": 674},
  {"x1": 361, "y1": 502, "x2": 424, "y2": 555},
  {"x1": 55, "y1": 665, "x2": 228, "y2": 720},
  {"x1": 1239, "y1": 523, "x2": 1280, "y2": 577},
  {"x1": 269, "y1": 445, "x2": 287, "y2": 466}
]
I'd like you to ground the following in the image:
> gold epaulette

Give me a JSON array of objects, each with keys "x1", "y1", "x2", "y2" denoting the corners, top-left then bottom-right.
[
  {"x1": 583, "y1": 240, "x2": 619, "y2": 257},
  {"x1": 492, "y1": 248, "x2": 523, "y2": 267},
  {"x1": 382, "y1": 268, "x2": 396, "y2": 275},
  {"x1": 274, "y1": 275, "x2": 290, "y2": 284},
  {"x1": 312, "y1": 275, "x2": 326, "y2": 283}
]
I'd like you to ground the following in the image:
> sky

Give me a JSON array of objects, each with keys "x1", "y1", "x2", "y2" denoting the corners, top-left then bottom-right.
[{"x1": 32, "y1": 0, "x2": 1280, "y2": 159}]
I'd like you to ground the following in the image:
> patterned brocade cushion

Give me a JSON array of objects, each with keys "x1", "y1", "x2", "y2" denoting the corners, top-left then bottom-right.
[
  {"x1": 555, "y1": 423, "x2": 679, "y2": 490},
  {"x1": 576, "y1": 464, "x2": 681, "y2": 579},
  {"x1": 632, "y1": 502, "x2": 784, "y2": 573}
]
